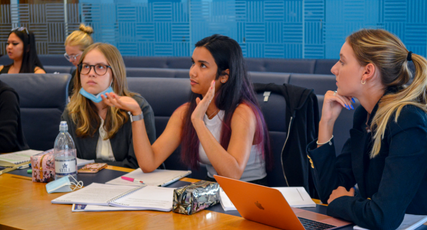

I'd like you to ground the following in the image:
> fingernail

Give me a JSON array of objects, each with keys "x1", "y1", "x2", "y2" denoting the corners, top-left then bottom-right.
[
  {"x1": 345, "y1": 105, "x2": 349, "y2": 110},
  {"x1": 350, "y1": 104, "x2": 354, "y2": 110},
  {"x1": 352, "y1": 98, "x2": 356, "y2": 103}
]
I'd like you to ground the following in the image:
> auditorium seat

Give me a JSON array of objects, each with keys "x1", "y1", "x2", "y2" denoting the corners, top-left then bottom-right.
[{"x1": 0, "y1": 74, "x2": 70, "y2": 150}]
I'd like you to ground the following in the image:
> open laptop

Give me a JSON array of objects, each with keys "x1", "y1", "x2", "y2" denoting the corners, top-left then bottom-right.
[{"x1": 214, "y1": 175, "x2": 352, "y2": 230}]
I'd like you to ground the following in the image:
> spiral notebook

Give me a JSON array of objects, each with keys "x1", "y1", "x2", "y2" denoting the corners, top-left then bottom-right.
[
  {"x1": 0, "y1": 149, "x2": 43, "y2": 174},
  {"x1": 106, "y1": 168, "x2": 191, "y2": 187},
  {"x1": 0, "y1": 149, "x2": 42, "y2": 166},
  {"x1": 52, "y1": 183, "x2": 174, "y2": 212}
]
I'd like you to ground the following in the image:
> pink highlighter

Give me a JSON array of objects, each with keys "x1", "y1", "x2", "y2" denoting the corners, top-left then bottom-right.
[{"x1": 121, "y1": 176, "x2": 144, "y2": 184}]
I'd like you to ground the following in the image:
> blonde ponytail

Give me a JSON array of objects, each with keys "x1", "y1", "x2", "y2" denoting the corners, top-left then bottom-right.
[{"x1": 348, "y1": 29, "x2": 427, "y2": 158}]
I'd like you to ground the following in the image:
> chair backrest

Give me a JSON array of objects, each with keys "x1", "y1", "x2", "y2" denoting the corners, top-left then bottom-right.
[
  {"x1": 0, "y1": 74, "x2": 70, "y2": 150},
  {"x1": 288, "y1": 73, "x2": 336, "y2": 95},
  {"x1": 126, "y1": 67, "x2": 189, "y2": 78},
  {"x1": 246, "y1": 58, "x2": 316, "y2": 73},
  {"x1": 249, "y1": 72, "x2": 290, "y2": 85},
  {"x1": 44, "y1": 65, "x2": 75, "y2": 75},
  {"x1": 127, "y1": 77, "x2": 191, "y2": 170}
]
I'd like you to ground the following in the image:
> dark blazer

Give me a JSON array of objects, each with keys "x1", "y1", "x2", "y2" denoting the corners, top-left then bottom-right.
[
  {"x1": 62, "y1": 94, "x2": 156, "y2": 168},
  {"x1": 307, "y1": 102, "x2": 427, "y2": 230}
]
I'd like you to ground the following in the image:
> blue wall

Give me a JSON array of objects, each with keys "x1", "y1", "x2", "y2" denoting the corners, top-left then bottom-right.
[{"x1": 79, "y1": 0, "x2": 427, "y2": 59}]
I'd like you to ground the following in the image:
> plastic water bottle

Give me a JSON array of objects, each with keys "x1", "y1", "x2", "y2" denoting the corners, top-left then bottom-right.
[{"x1": 54, "y1": 121, "x2": 77, "y2": 180}]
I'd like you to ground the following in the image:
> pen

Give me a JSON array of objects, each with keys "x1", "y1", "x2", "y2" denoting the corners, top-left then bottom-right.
[{"x1": 121, "y1": 176, "x2": 144, "y2": 184}]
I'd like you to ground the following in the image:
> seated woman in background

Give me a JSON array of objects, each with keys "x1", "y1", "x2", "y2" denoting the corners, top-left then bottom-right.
[
  {"x1": 103, "y1": 34, "x2": 272, "y2": 184},
  {"x1": 0, "y1": 27, "x2": 45, "y2": 74},
  {"x1": 0, "y1": 79, "x2": 28, "y2": 153},
  {"x1": 64, "y1": 24, "x2": 94, "y2": 97},
  {"x1": 307, "y1": 29, "x2": 427, "y2": 229},
  {"x1": 62, "y1": 43, "x2": 156, "y2": 168}
]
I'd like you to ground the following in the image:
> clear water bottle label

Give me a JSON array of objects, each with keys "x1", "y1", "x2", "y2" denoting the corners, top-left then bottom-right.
[{"x1": 55, "y1": 158, "x2": 76, "y2": 176}]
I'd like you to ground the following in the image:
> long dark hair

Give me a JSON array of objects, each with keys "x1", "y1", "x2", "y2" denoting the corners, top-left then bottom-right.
[
  {"x1": 8, "y1": 28, "x2": 44, "y2": 73},
  {"x1": 180, "y1": 34, "x2": 272, "y2": 170}
]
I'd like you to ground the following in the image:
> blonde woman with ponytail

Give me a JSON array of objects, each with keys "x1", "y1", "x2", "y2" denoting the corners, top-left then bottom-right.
[
  {"x1": 62, "y1": 43, "x2": 156, "y2": 168},
  {"x1": 307, "y1": 29, "x2": 427, "y2": 229},
  {"x1": 64, "y1": 24, "x2": 94, "y2": 96}
]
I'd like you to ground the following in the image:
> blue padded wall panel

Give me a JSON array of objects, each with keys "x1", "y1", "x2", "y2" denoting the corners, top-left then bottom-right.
[{"x1": 2, "y1": 0, "x2": 427, "y2": 58}]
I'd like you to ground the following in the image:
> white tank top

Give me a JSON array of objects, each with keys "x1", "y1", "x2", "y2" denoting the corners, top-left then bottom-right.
[{"x1": 198, "y1": 110, "x2": 266, "y2": 181}]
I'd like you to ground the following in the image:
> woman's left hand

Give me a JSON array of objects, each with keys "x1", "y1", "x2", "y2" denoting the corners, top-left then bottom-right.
[
  {"x1": 191, "y1": 80, "x2": 215, "y2": 122},
  {"x1": 327, "y1": 186, "x2": 355, "y2": 204}
]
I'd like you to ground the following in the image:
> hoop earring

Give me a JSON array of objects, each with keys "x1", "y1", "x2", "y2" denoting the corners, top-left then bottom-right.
[{"x1": 361, "y1": 79, "x2": 366, "y2": 85}]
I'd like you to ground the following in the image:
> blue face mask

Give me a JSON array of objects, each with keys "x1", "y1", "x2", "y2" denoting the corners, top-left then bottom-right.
[
  {"x1": 79, "y1": 86, "x2": 114, "y2": 103},
  {"x1": 46, "y1": 175, "x2": 83, "y2": 193}
]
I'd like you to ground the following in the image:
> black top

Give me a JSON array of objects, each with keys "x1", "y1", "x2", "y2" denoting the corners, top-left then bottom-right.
[
  {"x1": 68, "y1": 69, "x2": 77, "y2": 97},
  {"x1": 61, "y1": 94, "x2": 156, "y2": 168},
  {"x1": 0, "y1": 80, "x2": 28, "y2": 153},
  {"x1": 307, "y1": 100, "x2": 427, "y2": 229},
  {"x1": 0, "y1": 64, "x2": 43, "y2": 74},
  {"x1": 0, "y1": 64, "x2": 12, "y2": 74}
]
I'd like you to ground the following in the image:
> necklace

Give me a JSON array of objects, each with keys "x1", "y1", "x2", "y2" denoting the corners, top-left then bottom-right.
[{"x1": 207, "y1": 109, "x2": 219, "y2": 119}]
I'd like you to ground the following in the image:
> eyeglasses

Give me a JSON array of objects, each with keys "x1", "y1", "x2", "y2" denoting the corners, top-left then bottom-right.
[
  {"x1": 64, "y1": 52, "x2": 82, "y2": 61},
  {"x1": 78, "y1": 63, "x2": 112, "y2": 76},
  {"x1": 11, "y1": 27, "x2": 29, "y2": 35}
]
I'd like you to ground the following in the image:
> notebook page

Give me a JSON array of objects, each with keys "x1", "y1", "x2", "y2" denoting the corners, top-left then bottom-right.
[
  {"x1": 0, "y1": 149, "x2": 43, "y2": 165},
  {"x1": 110, "y1": 186, "x2": 174, "y2": 212},
  {"x1": 274, "y1": 187, "x2": 316, "y2": 208},
  {"x1": 51, "y1": 183, "x2": 141, "y2": 206},
  {"x1": 72, "y1": 204, "x2": 141, "y2": 212},
  {"x1": 219, "y1": 186, "x2": 316, "y2": 211},
  {"x1": 106, "y1": 168, "x2": 191, "y2": 187}
]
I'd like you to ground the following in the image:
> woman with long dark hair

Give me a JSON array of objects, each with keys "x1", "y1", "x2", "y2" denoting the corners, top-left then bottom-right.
[
  {"x1": 104, "y1": 34, "x2": 271, "y2": 184},
  {"x1": 0, "y1": 27, "x2": 45, "y2": 74}
]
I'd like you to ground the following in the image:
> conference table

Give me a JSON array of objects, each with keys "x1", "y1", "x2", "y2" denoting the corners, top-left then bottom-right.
[
  {"x1": 1, "y1": 166, "x2": 426, "y2": 230},
  {"x1": 0, "y1": 166, "x2": 282, "y2": 230}
]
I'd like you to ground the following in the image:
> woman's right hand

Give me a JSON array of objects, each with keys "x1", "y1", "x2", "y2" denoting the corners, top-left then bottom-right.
[
  {"x1": 321, "y1": 90, "x2": 354, "y2": 124},
  {"x1": 102, "y1": 92, "x2": 142, "y2": 115}
]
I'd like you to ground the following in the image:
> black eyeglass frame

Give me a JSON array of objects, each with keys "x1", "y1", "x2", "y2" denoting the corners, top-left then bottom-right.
[{"x1": 78, "y1": 63, "x2": 112, "y2": 76}]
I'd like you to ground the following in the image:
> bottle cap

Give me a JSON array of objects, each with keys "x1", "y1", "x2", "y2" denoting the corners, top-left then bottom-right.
[{"x1": 59, "y1": 121, "x2": 68, "y2": 132}]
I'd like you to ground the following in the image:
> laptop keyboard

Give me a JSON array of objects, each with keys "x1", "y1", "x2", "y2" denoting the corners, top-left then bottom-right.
[{"x1": 298, "y1": 217, "x2": 336, "y2": 230}]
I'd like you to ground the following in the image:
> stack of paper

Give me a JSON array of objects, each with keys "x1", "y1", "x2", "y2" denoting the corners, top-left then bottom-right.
[
  {"x1": 52, "y1": 183, "x2": 174, "y2": 212},
  {"x1": 0, "y1": 149, "x2": 42, "y2": 173},
  {"x1": 106, "y1": 168, "x2": 191, "y2": 187},
  {"x1": 219, "y1": 186, "x2": 316, "y2": 211}
]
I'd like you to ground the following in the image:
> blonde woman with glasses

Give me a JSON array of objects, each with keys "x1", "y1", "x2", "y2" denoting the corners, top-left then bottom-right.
[
  {"x1": 64, "y1": 24, "x2": 94, "y2": 96},
  {"x1": 0, "y1": 27, "x2": 45, "y2": 74},
  {"x1": 61, "y1": 43, "x2": 156, "y2": 168},
  {"x1": 307, "y1": 29, "x2": 427, "y2": 229}
]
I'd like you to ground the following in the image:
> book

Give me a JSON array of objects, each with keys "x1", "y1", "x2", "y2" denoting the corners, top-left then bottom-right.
[
  {"x1": 72, "y1": 204, "x2": 140, "y2": 212},
  {"x1": 0, "y1": 149, "x2": 42, "y2": 174},
  {"x1": 0, "y1": 149, "x2": 43, "y2": 166},
  {"x1": 52, "y1": 183, "x2": 175, "y2": 212},
  {"x1": 353, "y1": 214, "x2": 427, "y2": 230},
  {"x1": 106, "y1": 168, "x2": 192, "y2": 187},
  {"x1": 219, "y1": 186, "x2": 316, "y2": 211}
]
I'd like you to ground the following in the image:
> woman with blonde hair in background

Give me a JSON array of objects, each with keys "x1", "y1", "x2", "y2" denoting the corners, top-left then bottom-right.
[
  {"x1": 64, "y1": 24, "x2": 94, "y2": 96},
  {"x1": 62, "y1": 43, "x2": 156, "y2": 168},
  {"x1": 307, "y1": 29, "x2": 427, "y2": 229}
]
